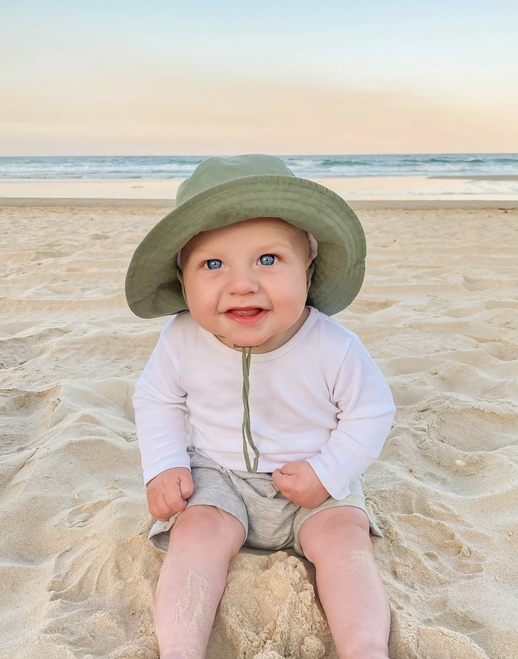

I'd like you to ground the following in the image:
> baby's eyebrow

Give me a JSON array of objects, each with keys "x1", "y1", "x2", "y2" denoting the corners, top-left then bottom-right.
[
  {"x1": 177, "y1": 243, "x2": 222, "y2": 267},
  {"x1": 255, "y1": 241, "x2": 295, "y2": 251},
  {"x1": 199, "y1": 242, "x2": 289, "y2": 255}
]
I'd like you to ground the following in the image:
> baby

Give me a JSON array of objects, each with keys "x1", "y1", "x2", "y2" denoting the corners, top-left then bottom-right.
[{"x1": 126, "y1": 155, "x2": 395, "y2": 659}]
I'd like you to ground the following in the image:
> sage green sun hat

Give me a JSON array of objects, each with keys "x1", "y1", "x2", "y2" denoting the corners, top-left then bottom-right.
[{"x1": 125, "y1": 154, "x2": 366, "y2": 318}]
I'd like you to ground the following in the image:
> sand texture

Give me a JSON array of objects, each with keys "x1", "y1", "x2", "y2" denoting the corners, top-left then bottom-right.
[{"x1": 1, "y1": 202, "x2": 518, "y2": 659}]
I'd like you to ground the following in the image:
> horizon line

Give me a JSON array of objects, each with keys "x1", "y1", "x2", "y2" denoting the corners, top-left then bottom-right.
[{"x1": 1, "y1": 151, "x2": 518, "y2": 158}]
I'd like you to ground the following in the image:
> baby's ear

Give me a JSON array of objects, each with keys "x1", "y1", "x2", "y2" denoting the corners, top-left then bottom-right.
[
  {"x1": 306, "y1": 261, "x2": 315, "y2": 290},
  {"x1": 176, "y1": 266, "x2": 189, "y2": 307}
]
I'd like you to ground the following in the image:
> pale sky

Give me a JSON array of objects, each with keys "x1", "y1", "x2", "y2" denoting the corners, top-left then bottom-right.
[{"x1": 1, "y1": 0, "x2": 517, "y2": 155}]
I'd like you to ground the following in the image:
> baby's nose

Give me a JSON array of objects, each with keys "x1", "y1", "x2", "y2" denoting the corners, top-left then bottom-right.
[{"x1": 227, "y1": 265, "x2": 260, "y2": 295}]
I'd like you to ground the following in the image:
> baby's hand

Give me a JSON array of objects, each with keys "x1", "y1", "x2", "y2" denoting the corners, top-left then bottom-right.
[
  {"x1": 146, "y1": 467, "x2": 194, "y2": 521},
  {"x1": 272, "y1": 460, "x2": 330, "y2": 509}
]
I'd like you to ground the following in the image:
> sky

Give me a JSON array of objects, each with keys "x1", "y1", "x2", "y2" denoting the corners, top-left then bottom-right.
[{"x1": 1, "y1": 0, "x2": 518, "y2": 155}]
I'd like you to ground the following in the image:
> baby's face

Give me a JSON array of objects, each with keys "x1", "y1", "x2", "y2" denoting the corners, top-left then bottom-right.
[{"x1": 181, "y1": 217, "x2": 313, "y2": 352}]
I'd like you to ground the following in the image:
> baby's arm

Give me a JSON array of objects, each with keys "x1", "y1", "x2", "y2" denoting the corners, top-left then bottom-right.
[
  {"x1": 276, "y1": 332, "x2": 395, "y2": 506},
  {"x1": 146, "y1": 467, "x2": 194, "y2": 521},
  {"x1": 134, "y1": 318, "x2": 193, "y2": 518},
  {"x1": 305, "y1": 334, "x2": 395, "y2": 501},
  {"x1": 273, "y1": 460, "x2": 329, "y2": 509}
]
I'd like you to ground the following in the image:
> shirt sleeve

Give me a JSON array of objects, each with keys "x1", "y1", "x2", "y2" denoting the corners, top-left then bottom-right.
[
  {"x1": 133, "y1": 319, "x2": 190, "y2": 484},
  {"x1": 306, "y1": 334, "x2": 395, "y2": 500}
]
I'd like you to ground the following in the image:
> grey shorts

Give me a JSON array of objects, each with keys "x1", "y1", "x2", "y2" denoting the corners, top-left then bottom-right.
[{"x1": 148, "y1": 448, "x2": 382, "y2": 557}]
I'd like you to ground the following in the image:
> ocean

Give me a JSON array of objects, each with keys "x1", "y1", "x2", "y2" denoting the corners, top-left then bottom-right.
[{"x1": 0, "y1": 153, "x2": 517, "y2": 180}]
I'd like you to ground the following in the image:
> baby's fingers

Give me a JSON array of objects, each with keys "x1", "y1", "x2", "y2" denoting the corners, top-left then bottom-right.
[
  {"x1": 179, "y1": 471, "x2": 194, "y2": 500},
  {"x1": 149, "y1": 492, "x2": 181, "y2": 521},
  {"x1": 162, "y1": 481, "x2": 188, "y2": 514},
  {"x1": 272, "y1": 468, "x2": 295, "y2": 496}
]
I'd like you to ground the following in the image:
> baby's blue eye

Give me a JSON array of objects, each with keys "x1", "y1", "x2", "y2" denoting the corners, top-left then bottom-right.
[
  {"x1": 206, "y1": 259, "x2": 222, "y2": 270},
  {"x1": 259, "y1": 254, "x2": 276, "y2": 266}
]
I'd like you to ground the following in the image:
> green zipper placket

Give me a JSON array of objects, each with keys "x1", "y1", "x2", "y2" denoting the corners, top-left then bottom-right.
[{"x1": 239, "y1": 345, "x2": 260, "y2": 472}]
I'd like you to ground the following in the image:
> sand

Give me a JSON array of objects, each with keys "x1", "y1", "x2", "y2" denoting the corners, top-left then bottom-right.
[{"x1": 1, "y1": 197, "x2": 518, "y2": 659}]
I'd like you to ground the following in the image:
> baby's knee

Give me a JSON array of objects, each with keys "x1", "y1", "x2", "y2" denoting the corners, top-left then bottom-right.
[
  {"x1": 171, "y1": 505, "x2": 245, "y2": 557},
  {"x1": 299, "y1": 507, "x2": 371, "y2": 562}
]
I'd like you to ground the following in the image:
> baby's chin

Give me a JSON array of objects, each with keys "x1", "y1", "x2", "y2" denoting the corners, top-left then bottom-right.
[
  {"x1": 214, "y1": 332, "x2": 268, "y2": 351},
  {"x1": 221, "y1": 329, "x2": 294, "y2": 354},
  {"x1": 207, "y1": 320, "x2": 274, "y2": 350}
]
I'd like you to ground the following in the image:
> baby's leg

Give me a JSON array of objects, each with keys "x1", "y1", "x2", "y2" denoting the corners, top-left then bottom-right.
[
  {"x1": 298, "y1": 507, "x2": 390, "y2": 659},
  {"x1": 155, "y1": 504, "x2": 245, "y2": 659}
]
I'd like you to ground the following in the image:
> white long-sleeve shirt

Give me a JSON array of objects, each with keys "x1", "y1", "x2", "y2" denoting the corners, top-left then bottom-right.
[{"x1": 133, "y1": 307, "x2": 395, "y2": 500}]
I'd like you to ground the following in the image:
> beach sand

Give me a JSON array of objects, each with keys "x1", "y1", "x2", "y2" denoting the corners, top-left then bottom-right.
[{"x1": 1, "y1": 197, "x2": 518, "y2": 659}]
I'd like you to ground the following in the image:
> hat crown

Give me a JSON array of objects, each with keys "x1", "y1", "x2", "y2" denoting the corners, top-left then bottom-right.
[{"x1": 176, "y1": 154, "x2": 295, "y2": 206}]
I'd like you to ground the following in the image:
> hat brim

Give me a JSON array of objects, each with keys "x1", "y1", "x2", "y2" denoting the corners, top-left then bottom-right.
[{"x1": 125, "y1": 175, "x2": 366, "y2": 318}]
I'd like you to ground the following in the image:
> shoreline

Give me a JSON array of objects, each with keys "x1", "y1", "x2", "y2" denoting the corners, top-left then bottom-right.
[
  {"x1": 429, "y1": 174, "x2": 518, "y2": 180},
  {"x1": 1, "y1": 175, "x2": 517, "y2": 202}
]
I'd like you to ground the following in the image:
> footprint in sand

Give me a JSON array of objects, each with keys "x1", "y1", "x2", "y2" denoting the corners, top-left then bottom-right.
[
  {"x1": 443, "y1": 304, "x2": 483, "y2": 318},
  {"x1": 28, "y1": 249, "x2": 67, "y2": 261},
  {"x1": 0, "y1": 327, "x2": 69, "y2": 369},
  {"x1": 393, "y1": 513, "x2": 485, "y2": 579},
  {"x1": 349, "y1": 297, "x2": 398, "y2": 313},
  {"x1": 66, "y1": 487, "x2": 125, "y2": 528},
  {"x1": 390, "y1": 610, "x2": 490, "y2": 659},
  {"x1": 479, "y1": 339, "x2": 518, "y2": 361},
  {"x1": 485, "y1": 299, "x2": 518, "y2": 310},
  {"x1": 0, "y1": 384, "x2": 62, "y2": 456},
  {"x1": 0, "y1": 447, "x2": 38, "y2": 491},
  {"x1": 426, "y1": 404, "x2": 516, "y2": 453},
  {"x1": 462, "y1": 275, "x2": 500, "y2": 292},
  {"x1": 417, "y1": 624, "x2": 490, "y2": 659}
]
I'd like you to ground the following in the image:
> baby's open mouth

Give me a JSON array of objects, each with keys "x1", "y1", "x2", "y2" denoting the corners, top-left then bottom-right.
[
  {"x1": 224, "y1": 307, "x2": 269, "y2": 325},
  {"x1": 226, "y1": 307, "x2": 264, "y2": 317}
]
